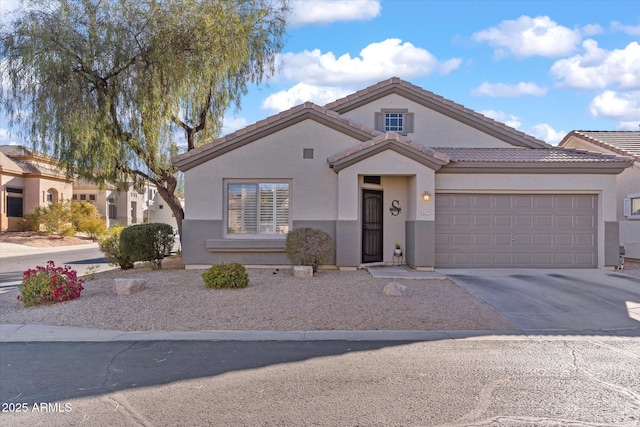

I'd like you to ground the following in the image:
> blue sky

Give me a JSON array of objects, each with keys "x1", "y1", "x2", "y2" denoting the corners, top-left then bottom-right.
[
  {"x1": 226, "y1": 0, "x2": 640, "y2": 145},
  {"x1": 1, "y1": 0, "x2": 639, "y2": 146}
]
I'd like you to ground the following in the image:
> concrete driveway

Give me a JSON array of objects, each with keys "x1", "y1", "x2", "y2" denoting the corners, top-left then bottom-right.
[{"x1": 439, "y1": 268, "x2": 640, "y2": 336}]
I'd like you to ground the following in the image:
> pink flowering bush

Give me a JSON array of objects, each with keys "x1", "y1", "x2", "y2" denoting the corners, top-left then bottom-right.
[{"x1": 18, "y1": 261, "x2": 84, "y2": 307}]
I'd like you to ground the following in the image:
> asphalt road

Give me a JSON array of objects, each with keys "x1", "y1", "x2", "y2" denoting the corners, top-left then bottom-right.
[
  {"x1": 0, "y1": 246, "x2": 110, "y2": 288},
  {"x1": 1, "y1": 338, "x2": 639, "y2": 426}
]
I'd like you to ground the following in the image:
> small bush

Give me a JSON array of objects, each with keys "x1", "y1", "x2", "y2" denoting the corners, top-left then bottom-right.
[
  {"x1": 202, "y1": 263, "x2": 249, "y2": 289},
  {"x1": 285, "y1": 228, "x2": 334, "y2": 272},
  {"x1": 31, "y1": 202, "x2": 75, "y2": 236},
  {"x1": 98, "y1": 225, "x2": 134, "y2": 270},
  {"x1": 120, "y1": 223, "x2": 175, "y2": 269},
  {"x1": 70, "y1": 201, "x2": 105, "y2": 239},
  {"x1": 18, "y1": 261, "x2": 84, "y2": 307}
]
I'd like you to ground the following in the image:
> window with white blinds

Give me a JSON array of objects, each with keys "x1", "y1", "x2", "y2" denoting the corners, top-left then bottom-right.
[{"x1": 227, "y1": 182, "x2": 290, "y2": 235}]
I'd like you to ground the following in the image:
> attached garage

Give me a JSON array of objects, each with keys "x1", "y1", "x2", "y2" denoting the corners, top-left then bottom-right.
[{"x1": 434, "y1": 194, "x2": 597, "y2": 268}]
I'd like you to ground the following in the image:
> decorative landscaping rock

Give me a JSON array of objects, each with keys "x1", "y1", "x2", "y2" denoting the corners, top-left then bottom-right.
[
  {"x1": 113, "y1": 278, "x2": 147, "y2": 295},
  {"x1": 293, "y1": 265, "x2": 313, "y2": 278},
  {"x1": 382, "y1": 282, "x2": 408, "y2": 296}
]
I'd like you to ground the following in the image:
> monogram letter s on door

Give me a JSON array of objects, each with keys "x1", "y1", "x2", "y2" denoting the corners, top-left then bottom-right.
[{"x1": 389, "y1": 200, "x2": 401, "y2": 216}]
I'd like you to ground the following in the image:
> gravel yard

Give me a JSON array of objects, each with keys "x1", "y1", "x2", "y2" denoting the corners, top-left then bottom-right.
[{"x1": 0, "y1": 262, "x2": 518, "y2": 332}]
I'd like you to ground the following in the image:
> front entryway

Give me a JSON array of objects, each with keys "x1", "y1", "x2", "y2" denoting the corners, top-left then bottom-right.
[{"x1": 362, "y1": 189, "x2": 383, "y2": 263}]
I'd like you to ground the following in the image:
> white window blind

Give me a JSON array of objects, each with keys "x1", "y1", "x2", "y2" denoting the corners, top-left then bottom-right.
[{"x1": 228, "y1": 182, "x2": 289, "y2": 235}]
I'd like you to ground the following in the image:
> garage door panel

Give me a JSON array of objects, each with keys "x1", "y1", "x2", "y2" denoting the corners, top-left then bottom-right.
[
  {"x1": 435, "y1": 194, "x2": 597, "y2": 268},
  {"x1": 535, "y1": 215, "x2": 552, "y2": 226}
]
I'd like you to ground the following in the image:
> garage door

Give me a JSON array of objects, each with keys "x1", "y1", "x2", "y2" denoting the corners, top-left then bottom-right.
[{"x1": 435, "y1": 194, "x2": 597, "y2": 268}]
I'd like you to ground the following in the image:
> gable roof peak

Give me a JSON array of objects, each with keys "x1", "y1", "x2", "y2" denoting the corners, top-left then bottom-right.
[{"x1": 325, "y1": 78, "x2": 549, "y2": 149}]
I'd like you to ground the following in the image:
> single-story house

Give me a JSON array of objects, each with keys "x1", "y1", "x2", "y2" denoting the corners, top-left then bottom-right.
[
  {"x1": 559, "y1": 131, "x2": 640, "y2": 260},
  {"x1": 173, "y1": 77, "x2": 632, "y2": 269}
]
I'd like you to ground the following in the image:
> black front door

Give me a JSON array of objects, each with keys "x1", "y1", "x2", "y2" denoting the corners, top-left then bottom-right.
[{"x1": 362, "y1": 189, "x2": 383, "y2": 263}]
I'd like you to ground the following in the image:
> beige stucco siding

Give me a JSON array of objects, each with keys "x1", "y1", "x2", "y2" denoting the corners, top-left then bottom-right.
[
  {"x1": 436, "y1": 173, "x2": 618, "y2": 267},
  {"x1": 184, "y1": 119, "x2": 362, "y2": 222},
  {"x1": 339, "y1": 93, "x2": 513, "y2": 149},
  {"x1": 561, "y1": 136, "x2": 640, "y2": 259},
  {"x1": 336, "y1": 150, "x2": 435, "y2": 221}
]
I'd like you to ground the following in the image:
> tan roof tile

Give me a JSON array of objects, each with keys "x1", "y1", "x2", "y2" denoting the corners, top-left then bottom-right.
[
  {"x1": 433, "y1": 147, "x2": 632, "y2": 163},
  {"x1": 560, "y1": 131, "x2": 640, "y2": 161}
]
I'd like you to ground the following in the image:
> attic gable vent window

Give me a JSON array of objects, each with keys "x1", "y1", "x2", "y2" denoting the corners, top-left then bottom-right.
[{"x1": 375, "y1": 109, "x2": 414, "y2": 136}]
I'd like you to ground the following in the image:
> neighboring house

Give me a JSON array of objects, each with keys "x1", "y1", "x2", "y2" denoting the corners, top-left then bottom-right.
[
  {"x1": 173, "y1": 78, "x2": 632, "y2": 269},
  {"x1": 559, "y1": 131, "x2": 640, "y2": 260},
  {"x1": 0, "y1": 145, "x2": 73, "y2": 231},
  {"x1": 1, "y1": 144, "x2": 181, "y2": 231}
]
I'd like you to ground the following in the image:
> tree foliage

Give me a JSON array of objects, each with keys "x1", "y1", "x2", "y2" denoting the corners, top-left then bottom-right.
[{"x1": 0, "y1": 0, "x2": 289, "y2": 236}]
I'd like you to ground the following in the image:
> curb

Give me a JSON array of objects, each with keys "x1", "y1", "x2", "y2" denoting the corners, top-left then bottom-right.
[{"x1": 2, "y1": 324, "x2": 638, "y2": 343}]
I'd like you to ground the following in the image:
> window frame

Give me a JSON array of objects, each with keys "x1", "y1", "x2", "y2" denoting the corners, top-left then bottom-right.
[
  {"x1": 6, "y1": 187, "x2": 24, "y2": 218},
  {"x1": 375, "y1": 108, "x2": 414, "y2": 136},
  {"x1": 624, "y1": 193, "x2": 640, "y2": 219},
  {"x1": 224, "y1": 179, "x2": 291, "y2": 238}
]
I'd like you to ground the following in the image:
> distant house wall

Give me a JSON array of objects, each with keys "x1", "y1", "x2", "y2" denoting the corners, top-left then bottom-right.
[{"x1": 560, "y1": 136, "x2": 640, "y2": 259}]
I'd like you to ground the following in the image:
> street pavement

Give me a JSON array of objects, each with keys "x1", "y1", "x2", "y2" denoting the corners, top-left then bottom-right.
[
  {"x1": 0, "y1": 243, "x2": 113, "y2": 288},
  {"x1": 1, "y1": 242, "x2": 639, "y2": 425},
  {"x1": 1, "y1": 338, "x2": 639, "y2": 426}
]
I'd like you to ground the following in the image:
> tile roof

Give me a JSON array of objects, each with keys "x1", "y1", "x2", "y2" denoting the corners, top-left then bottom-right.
[
  {"x1": 0, "y1": 151, "x2": 24, "y2": 173},
  {"x1": 560, "y1": 131, "x2": 640, "y2": 161},
  {"x1": 325, "y1": 77, "x2": 549, "y2": 149},
  {"x1": 173, "y1": 102, "x2": 382, "y2": 170},
  {"x1": 328, "y1": 132, "x2": 449, "y2": 164},
  {"x1": 434, "y1": 147, "x2": 632, "y2": 163}
]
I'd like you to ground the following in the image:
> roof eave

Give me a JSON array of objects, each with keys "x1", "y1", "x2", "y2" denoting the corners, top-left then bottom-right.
[
  {"x1": 173, "y1": 108, "x2": 380, "y2": 171},
  {"x1": 438, "y1": 161, "x2": 633, "y2": 174},
  {"x1": 328, "y1": 142, "x2": 450, "y2": 173},
  {"x1": 326, "y1": 80, "x2": 548, "y2": 150}
]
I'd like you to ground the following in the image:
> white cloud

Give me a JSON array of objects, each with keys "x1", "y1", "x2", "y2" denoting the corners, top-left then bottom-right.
[
  {"x1": 278, "y1": 38, "x2": 461, "y2": 86},
  {"x1": 589, "y1": 90, "x2": 640, "y2": 124},
  {"x1": 479, "y1": 110, "x2": 522, "y2": 129},
  {"x1": 261, "y1": 82, "x2": 352, "y2": 112},
  {"x1": 472, "y1": 15, "x2": 585, "y2": 58},
  {"x1": 0, "y1": 0, "x2": 22, "y2": 25},
  {"x1": 528, "y1": 123, "x2": 566, "y2": 145},
  {"x1": 471, "y1": 82, "x2": 547, "y2": 97},
  {"x1": 221, "y1": 115, "x2": 249, "y2": 135},
  {"x1": 551, "y1": 41, "x2": 640, "y2": 89},
  {"x1": 288, "y1": 0, "x2": 381, "y2": 26},
  {"x1": 611, "y1": 21, "x2": 640, "y2": 35},
  {"x1": 0, "y1": 127, "x2": 21, "y2": 145}
]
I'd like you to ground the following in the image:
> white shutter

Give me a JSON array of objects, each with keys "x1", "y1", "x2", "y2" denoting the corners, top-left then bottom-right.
[
  {"x1": 624, "y1": 197, "x2": 631, "y2": 218},
  {"x1": 228, "y1": 183, "x2": 257, "y2": 234}
]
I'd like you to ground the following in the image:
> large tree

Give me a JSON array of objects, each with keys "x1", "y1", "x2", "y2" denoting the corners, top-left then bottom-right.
[{"x1": 0, "y1": 0, "x2": 289, "y2": 237}]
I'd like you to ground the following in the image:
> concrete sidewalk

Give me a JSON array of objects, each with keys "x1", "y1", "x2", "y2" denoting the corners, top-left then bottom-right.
[
  {"x1": 2, "y1": 324, "x2": 624, "y2": 343},
  {"x1": 0, "y1": 241, "x2": 99, "y2": 258}
]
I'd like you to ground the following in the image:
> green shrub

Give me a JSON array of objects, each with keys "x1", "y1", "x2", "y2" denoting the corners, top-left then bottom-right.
[
  {"x1": 30, "y1": 200, "x2": 106, "y2": 238},
  {"x1": 285, "y1": 227, "x2": 334, "y2": 273},
  {"x1": 18, "y1": 261, "x2": 84, "y2": 307},
  {"x1": 98, "y1": 225, "x2": 135, "y2": 270},
  {"x1": 31, "y1": 202, "x2": 75, "y2": 236},
  {"x1": 120, "y1": 223, "x2": 175, "y2": 269},
  {"x1": 202, "y1": 263, "x2": 249, "y2": 289},
  {"x1": 70, "y1": 201, "x2": 105, "y2": 239}
]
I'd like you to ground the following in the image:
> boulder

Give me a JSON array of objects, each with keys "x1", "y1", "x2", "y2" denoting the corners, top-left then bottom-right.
[
  {"x1": 382, "y1": 282, "x2": 408, "y2": 296},
  {"x1": 113, "y1": 278, "x2": 147, "y2": 295},
  {"x1": 293, "y1": 265, "x2": 313, "y2": 278}
]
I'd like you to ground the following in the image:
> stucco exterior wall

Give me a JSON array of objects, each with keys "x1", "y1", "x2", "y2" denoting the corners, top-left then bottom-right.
[
  {"x1": 336, "y1": 150, "x2": 436, "y2": 266},
  {"x1": 561, "y1": 136, "x2": 640, "y2": 259},
  {"x1": 184, "y1": 119, "x2": 359, "y2": 222},
  {"x1": 435, "y1": 172, "x2": 619, "y2": 267},
  {"x1": 339, "y1": 93, "x2": 513, "y2": 148}
]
